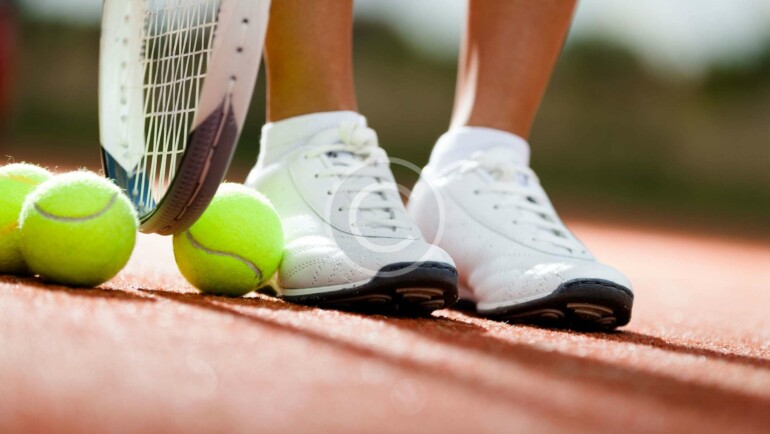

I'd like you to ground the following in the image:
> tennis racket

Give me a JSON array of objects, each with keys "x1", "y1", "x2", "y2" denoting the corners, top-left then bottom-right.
[{"x1": 99, "y1": 0, "x2": 270, "y2": 235}]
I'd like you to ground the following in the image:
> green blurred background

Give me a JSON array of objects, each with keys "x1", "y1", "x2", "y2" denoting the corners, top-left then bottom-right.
[{"x1": 2, "y1": 0, "x2": 769, "y2": 233}]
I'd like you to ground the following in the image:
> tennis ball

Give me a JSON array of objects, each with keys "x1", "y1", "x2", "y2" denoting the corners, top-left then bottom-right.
[
  {"x1": 19, "y1": 171, "x2": 138, "y2": 287},
  {"x1": 173, "y1": 183, "x2": 284, "y2": 297},
  {"x1": 0, "y1": 163, "x2": 53, "y2": 275}
]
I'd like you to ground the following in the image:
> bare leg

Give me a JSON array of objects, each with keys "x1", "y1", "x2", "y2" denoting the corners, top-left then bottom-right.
[
  {"x1": 264, "y1": 0, "x2": 357, "y2": 122},
  {"x1": 413, "y1": 1, "x2": 634, "y2": 330},
  {"x1": 451, "y1": 0, "x2": 577, "y2": 139},
  {"x1": 250, "y1": 2, "x2": 460, "y2": 314}
]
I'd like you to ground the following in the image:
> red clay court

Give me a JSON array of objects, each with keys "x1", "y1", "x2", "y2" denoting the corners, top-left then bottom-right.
[{"x1": 1, "y1": 219, "x2": 769, "y2": 433}]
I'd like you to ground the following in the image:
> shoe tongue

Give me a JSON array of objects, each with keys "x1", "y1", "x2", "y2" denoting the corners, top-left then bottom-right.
[
  {"x1": 486, "y1": 146, "x2": 526, "y2": 165},
  {"x1": 476, "y1": 147, "x2": 530, "y2": 186}
]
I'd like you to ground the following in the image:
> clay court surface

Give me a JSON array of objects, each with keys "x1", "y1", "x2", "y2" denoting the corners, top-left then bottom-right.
[{"x1": 1, "y1": 220, "x2": 769, "y2": 433}]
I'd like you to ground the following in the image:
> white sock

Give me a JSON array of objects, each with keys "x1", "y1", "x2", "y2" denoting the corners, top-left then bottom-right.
[
  {"x1": 428, "y1": 126, "x2": 531, "y2": 169},
  {"x1": 256, "y1": 110, "x2": 366, "y2": 168}
]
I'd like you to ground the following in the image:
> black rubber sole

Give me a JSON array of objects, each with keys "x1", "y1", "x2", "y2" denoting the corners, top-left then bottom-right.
[
  {"x1": 478, "y1": 279, "x2": 634, "y2": 330},
  {"x1": 281, "y1": 262, "x2": 459, "y2": 316}
]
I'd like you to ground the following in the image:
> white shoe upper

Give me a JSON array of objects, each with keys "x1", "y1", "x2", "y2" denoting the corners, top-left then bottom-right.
[
  {"x1": 246, "y1": 114, "x2": 454, "y2": 294},
  {"x1": 408, "y1": 146, "x2": 632, "y2": 311}
]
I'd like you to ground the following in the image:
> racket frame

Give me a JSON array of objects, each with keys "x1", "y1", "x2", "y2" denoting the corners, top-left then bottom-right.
[{"x1": 99, "y1": 0, "x2": 270, "y2": 235}]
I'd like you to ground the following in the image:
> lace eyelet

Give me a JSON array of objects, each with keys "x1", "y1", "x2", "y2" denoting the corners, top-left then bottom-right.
[
  {"x1": 327, "y1": 191, "x2": 332, "y2": 195},
  {"x1": 473, "y1": 190, "x2": 480, "y2": 195},
  {"x1": 493, "y1": 205, "x2": 499, "y2": 210}
]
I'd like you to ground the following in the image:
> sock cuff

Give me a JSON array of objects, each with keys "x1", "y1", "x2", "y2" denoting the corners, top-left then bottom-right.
[
  {"x1": 429, "y1": 126, "x2": 531, "y2": 168},
  {"x1": 261, "y1": 111, "x2": 365, "y2": 149}
]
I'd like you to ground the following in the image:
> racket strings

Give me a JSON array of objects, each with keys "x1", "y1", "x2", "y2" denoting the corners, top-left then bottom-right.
[{"x1": 134, "y1": 0, "x2": 220, "y2": 210}]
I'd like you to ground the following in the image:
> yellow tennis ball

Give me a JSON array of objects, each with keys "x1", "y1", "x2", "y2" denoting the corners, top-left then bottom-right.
[
  {"x1": 173, "y1": 183, "x2": 284, "y2": 297},
  {"x1": 0, "y1": 163, "x2": 53, "y2": 275},
  {"x1": 19, "y1": 171, "x2": 138, "y2": 287}
]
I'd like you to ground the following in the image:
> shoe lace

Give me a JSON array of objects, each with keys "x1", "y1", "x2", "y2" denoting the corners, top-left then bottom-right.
[
  {"x1": 459, "y1": 148, "x2": 579, "y2": 253},
  {"x1": 305, "y1": 122, "x2": 411, "y2": 233}
]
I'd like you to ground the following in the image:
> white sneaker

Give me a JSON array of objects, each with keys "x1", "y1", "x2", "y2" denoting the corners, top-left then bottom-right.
[
  {"x1": 408, "y1": 146, "x2": 633, "y2": 329},
  {"x1": 246, "y1": 113, "x2": 458, "y2": 314}
]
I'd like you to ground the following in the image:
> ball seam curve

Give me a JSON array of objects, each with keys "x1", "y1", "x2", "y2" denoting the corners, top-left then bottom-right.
[
  {"x1": 184, "y1": 230, "x2": 264, "y2": 281},
  {"x1": 33, "y1": 193, "x2": 118, "y2": 223}
]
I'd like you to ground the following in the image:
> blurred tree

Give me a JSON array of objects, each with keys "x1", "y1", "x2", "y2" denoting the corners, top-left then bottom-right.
[{"x1": 0, "y1": 0, "x2": 18, "y2": 131}]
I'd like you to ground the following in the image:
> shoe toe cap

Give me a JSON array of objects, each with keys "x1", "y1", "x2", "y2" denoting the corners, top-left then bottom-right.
[
  {"x1": 472, "y1": 257, "x2": 632, "y2": 308},
  {"x1": 277, "y1": 236, "x2": 370, "y2": 289},
  {"x1": 278, "y1": 234, "x2": 455, "y2": 290}
]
